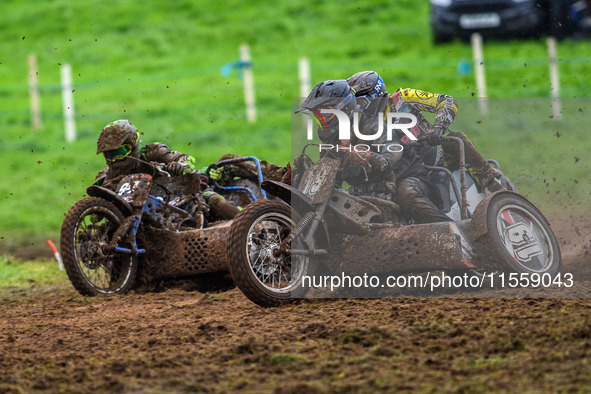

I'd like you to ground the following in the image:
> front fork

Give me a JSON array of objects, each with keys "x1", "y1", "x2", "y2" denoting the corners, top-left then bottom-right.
[
  {"x1": 283, "y1": 183, "x2": 334, "y2": 258},
  {"x1": 109, "y1": 208, "x2": 146, "y2": 255}
]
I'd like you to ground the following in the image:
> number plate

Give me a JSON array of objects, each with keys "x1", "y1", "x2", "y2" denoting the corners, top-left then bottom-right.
[
  {"x1": 298, "y1": 157, "x2": 340, "y2": 205},
  {"x1": 116, "y1": 173, "x2": 152, "y2": 207},
  {"x1": 459, "y1": 13, "x2": 500, "y2": 29}
]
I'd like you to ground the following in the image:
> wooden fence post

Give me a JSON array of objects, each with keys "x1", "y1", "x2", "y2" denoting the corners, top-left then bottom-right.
[
  {"x1": 547, "y1": 37, "x2": 562, "y2": 118},
  {"x1": 471, "y1": 33, "x2": 488, "y2": 115},
  {"x1": 28, "y1": 54, "x2": 42, "y2": 130},
  {"x1": 298, "y1": 57, "x2": 313, "y2": 135}
]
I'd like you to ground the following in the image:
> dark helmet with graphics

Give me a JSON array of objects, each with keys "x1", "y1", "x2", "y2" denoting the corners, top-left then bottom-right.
[
  {"x1": 347, "y1": 71, "x2": 388, "y2": 98},
  {"x1": 96, "y1": 119, "x2": 141, "y2": 163},
  {"x1": 295, "y1": 80, "x2": 358, "y2": 141}
]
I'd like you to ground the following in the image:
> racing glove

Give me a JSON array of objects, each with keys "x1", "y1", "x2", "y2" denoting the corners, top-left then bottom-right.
[
  {"x1": 209, "y1": 166, "x2": 224, "y2": 181},
  {"x1": 368, "y1": 152, "x2": 389, "y2": 172},
  {"x1": 346, "y1": 150, "x2": 389, "y2": 173},
  {"x1": 345, "y1": 149, "x2": 371, "y2": 169},
  {"x1": 166, "y1": 161, "x2": 186, "y2": 176},
  {"x1": 432, "y1": 124, "x2": 447, "y2": 137},
  {"x1": 418, "y1": 132, "x2": 443, "y2": 146}
]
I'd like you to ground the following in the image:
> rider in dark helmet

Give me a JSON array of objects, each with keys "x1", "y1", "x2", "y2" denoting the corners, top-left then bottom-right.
[
  {"x1": 297, "y1": 80, "x2": 452, "y2": 224},
  {"x1": 296, "y1": 80, "x2": 393, "y2": 174},
  {"x1": 347, "y1": 71, "x2": 503, "y2": 194},
  {"x1": 96, "y1": 119, "x2": 240, "y2": 220},
  {"x1": 347, "y1": 70, "x2": 388, "y2": 105},
  {"x1": 295, "y1": 80, "x2": 359, "y2": 145}
]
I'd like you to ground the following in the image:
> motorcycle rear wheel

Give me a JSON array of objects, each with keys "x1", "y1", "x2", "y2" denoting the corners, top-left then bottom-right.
[
  {"x1": 227, "y1": 200, "x2": 313, "y2": 307},
  {"x1": 60, "y1": 197, "x2": 138, "y2": 296}
]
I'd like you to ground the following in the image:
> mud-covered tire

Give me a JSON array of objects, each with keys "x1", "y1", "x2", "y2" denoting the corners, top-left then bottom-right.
[
  {"x1": 227, "y1": 200, "x2": 313, "y2": 307},
  {"x1": 477, "y1": 193, "x2": 561, "y2": 275},
  {"x1": 60, "y1": 197, "x2": 138, "y2": 296}
]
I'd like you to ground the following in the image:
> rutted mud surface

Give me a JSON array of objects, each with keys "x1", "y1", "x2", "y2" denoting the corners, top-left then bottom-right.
[
  {"x1": 3, "y1": 290, "x2": 591, "y2": 392},
  {"x1": 1, "y1": 213, "x2": 590, "y2": 392}
]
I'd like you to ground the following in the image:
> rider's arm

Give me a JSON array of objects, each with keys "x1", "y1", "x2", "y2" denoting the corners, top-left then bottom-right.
[
  {"x1": 140, "y1": 143, "x2": 196, "y2": 173},
  {"x1": 399, "y1": 88, "x2": 458, "y2": 135}
]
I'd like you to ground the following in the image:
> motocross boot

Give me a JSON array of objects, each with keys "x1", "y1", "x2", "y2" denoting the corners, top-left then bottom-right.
[
  {"x1": 202, "y1": 190, "x2": 240, "y2": 220},
  {"x1": 484, "y1": 178, "x2": 504, "y2": 194},
  {"x1": 469, "y1": 164, "x2": 504, "y2": 194},
  {"x1": 476, "y1": 168, "x2": 504, "y2": 194}
]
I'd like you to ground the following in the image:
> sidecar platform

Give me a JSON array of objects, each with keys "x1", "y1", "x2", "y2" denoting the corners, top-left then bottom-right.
[
  {"x1": 330, "y1": 220, "x2": 476, "y2": 275},
  {"x1": 140, "y1": 221, "x2": 232, "y2": 280},
  {"x1": 137, "y1": 217, "x2": 477, "y2": 281}
]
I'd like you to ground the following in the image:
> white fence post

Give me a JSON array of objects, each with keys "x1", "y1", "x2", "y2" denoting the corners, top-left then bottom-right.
[
  {"x1": 61, "y1": 64, "x2": 76, "y2": 142},
  {"x1": 240, "y1": 44, "x2": 256, "y2": 123},
  {"x1": 471, "y1": 33, "x2": 488, "y2": 115},
  {"x1": 298, "y1": 57, "x2": 313, "y2": 133},
  {"x1": 298, "y1": 57, "x2": 311, "y2": 98},
  {"x1": 28, "y1": 54, "x2": 42, "y2": 130},
  {"x1": 547, "y1": 37, "x2": 562, "y2": 119}
]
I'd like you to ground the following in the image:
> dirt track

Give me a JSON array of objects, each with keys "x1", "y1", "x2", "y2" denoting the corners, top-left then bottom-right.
[{"x1": 1, "y1": 213, "x2": 590, "y2": 392}]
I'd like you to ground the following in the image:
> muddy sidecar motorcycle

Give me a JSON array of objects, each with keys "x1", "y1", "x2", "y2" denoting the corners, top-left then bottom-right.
[
  {"x1": 60, "y1": 156, "x2": 272, "y2": 296},
  {"x1": 225, "y1": 136, "x2": 562, "y2": 306}
]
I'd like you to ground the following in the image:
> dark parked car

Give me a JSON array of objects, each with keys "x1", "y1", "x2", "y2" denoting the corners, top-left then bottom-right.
[{"x1": 430, "y1": 0, "x2": 548, "y2": 43}]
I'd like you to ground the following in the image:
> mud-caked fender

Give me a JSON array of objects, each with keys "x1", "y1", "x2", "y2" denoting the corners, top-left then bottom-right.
[
  {"x1": 86, "y1": 185, "x2": 134, "y2": 217},
  {"x1": 471, "y1": 190, "x2": 550, "y2": 240}
]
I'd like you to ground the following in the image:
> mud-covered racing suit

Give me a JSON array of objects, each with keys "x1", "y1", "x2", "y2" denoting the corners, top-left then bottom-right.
[
  {"x1": 386, "y1": 88, "x2": 502, "y2": 192},
  {"x1": 98, "y1": 143, "x2": 241, "y2": 220},
  {"x1": 349, "y1": 98, "x2": 453, "y2": 224},
  {"x1": 97, "y1": 143, "x2": 195, "y2": 189},
  {"x1": 297, "y1": 80, "x2": 452, "y2": 223},
  {"x1": 210, "y1": 153, "x2": 289, "y2": 185},
  {"x1": 310, "y1": 103, "x2": 451, "y2": 224}
]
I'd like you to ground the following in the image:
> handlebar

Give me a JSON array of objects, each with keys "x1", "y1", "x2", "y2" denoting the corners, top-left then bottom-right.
[
  {"x1": 122, "y1": 156, "x2": 172, "y2": 177},
  {"x1": 205, "y1": 156, "x2": 267, "y2": 200}
]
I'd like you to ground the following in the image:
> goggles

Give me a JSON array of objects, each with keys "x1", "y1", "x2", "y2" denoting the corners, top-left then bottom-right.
[
  {"x1": 104, "y1": 144, "x2": 133, "y2": 162},
  {"x1": 103, "y1": 133, "x2": 138, "y2": 163}
]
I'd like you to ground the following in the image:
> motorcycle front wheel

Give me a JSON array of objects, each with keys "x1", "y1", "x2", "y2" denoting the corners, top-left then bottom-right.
[
  {"x1": 60, "y1": 197, "x2": 138, "y2": 296},
  {"x1": 227, "y1": 200, "x2": 314, "y2": 307}
]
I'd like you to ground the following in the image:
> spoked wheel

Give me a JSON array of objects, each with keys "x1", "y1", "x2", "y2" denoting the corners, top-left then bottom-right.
[
  {"x1": 478, "y1": 193, "x2": 561, "y2": 275},
  {"x1": 227, "y1": 200, "x2": 312, "y2": 307},
  {"x1": 60, "y1": 197, "x2": 138, "y2": 295}
]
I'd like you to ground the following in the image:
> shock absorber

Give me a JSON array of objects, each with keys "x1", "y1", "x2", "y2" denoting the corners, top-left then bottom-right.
[
  {"x1": 277, "y1": 210, "x2": 315, "y2": 255},
  {"x1": 294, "y1": 211, "x2": 315, "y2": 236}
]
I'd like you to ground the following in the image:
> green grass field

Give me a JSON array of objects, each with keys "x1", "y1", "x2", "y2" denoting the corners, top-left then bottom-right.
[
  {"x1": 1, "y1": 0, "x2": 590, "y2": 251},
  {"x1": 0, "y1": 256, "x2": 65, "y2": 288}
]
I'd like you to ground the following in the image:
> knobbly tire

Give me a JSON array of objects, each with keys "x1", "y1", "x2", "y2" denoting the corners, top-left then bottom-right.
[
  {"x1": 227, "y1": 200, "x2": 313, "y2": 307},
  {"x1": 60, "y1": 197, "x2": 138, "y2": 296},
  {"x1": 477, "y1": 193, "x2": 561, "y2": 275}
]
